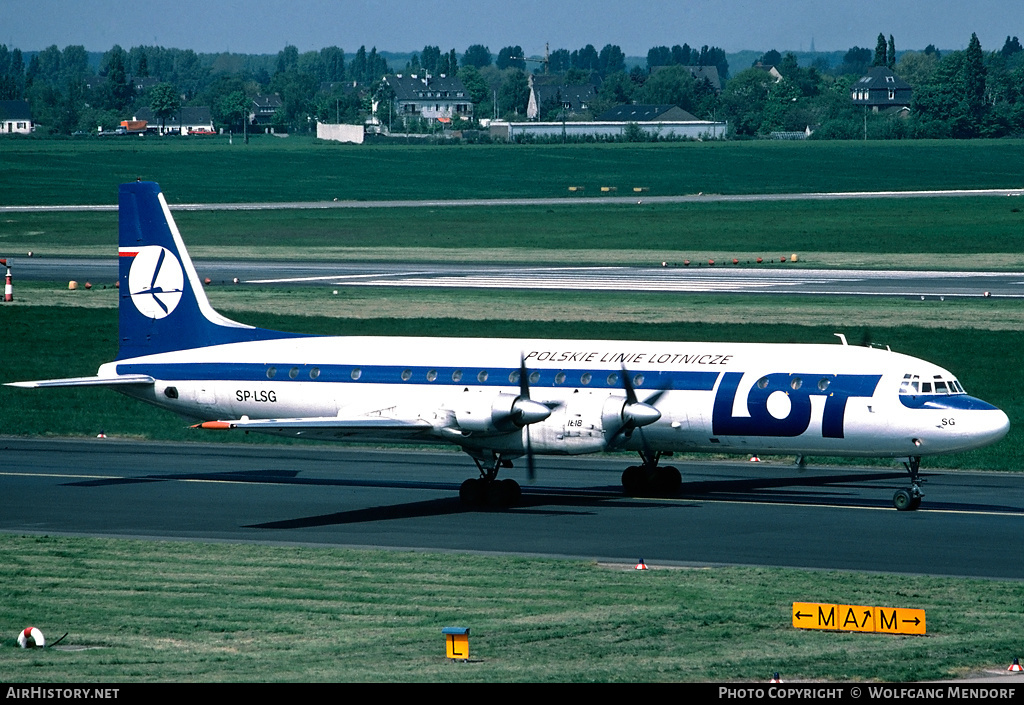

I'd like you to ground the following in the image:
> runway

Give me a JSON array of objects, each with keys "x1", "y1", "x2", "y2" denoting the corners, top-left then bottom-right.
[
  {"x1": 14, "y1": 257, "x2": 1024, "y2": 299},
  {"x1": 3, "y1": 437, "x2": 1022, "y2": 579},
  {"x1": 2, "y1": 187, "x2": 1022, "y2": 213}
]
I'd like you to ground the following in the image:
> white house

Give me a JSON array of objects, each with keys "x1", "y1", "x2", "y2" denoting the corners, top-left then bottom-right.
[
  {"x1": 133, "y1": 106, "x2": 215, "y2": 135},
  {"x1": 381, "y1": 74, "x2": 473, "y2": 125},
  {"x1": 0, "y1": 100, "x2": 33, "y2": 134}
]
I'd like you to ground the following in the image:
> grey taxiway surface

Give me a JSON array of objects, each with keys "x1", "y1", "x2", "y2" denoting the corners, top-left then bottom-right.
[
  {"x1": 13, "y1": 256, "x2": 1024, "y2": 299},
  {"x1": 3, "y1": 437, "x2": 1023, "y2": 579}
]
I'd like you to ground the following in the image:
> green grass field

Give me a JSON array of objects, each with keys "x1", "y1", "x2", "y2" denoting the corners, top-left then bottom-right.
[
  {"x1": 2, "y1": 535, "x2": 1023, "y2": 683},
  {"x1": 4, "y1": 196, "x2": 1024, "y2": 270},
  {"x1": 2, "y1": 138, "x2": 1024, "y2": 205}
]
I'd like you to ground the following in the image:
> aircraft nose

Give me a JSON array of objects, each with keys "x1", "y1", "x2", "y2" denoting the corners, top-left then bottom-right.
[
  {"x1": 968, "y1": 407, "x2": 1010, "y2": 448},
  {"x1": 986, "y1": 408, "x2": 1011, "y2": 444}
]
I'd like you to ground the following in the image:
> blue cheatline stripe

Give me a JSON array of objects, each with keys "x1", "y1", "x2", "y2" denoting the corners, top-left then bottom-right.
[
  {"x1": 115, "y1": 362, "x2": 721, "y2": 391},
  {"x1": 898, "y1": 394, "x2": 998, "y2": 411}
]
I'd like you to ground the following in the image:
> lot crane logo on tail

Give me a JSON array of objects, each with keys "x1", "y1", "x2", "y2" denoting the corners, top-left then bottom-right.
[{"x1": 125, "y1": 245, "x2": 184, "y2": 319}]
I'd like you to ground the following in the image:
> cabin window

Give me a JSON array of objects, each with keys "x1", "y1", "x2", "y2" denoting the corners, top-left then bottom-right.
[
  {"x1": 289, "y1": 367, "x2": 300, "y2": 379},
  {"x1": 477, "y1": 370, "x2": 489, "y2": 383},
  {"x1": 309, "y1": 368, "x2": 320, "y2": 380},
  {"x1": 426, "y1": 369, "x2": 437, "y2": 382},
  {"x1": 401, "y1": 369, "x2": 412, "y2": 381},
  {"x1": 351, "y1": 368, "x2": 362, "y2": 380},
  {"x1": 555, "y1": 372, "x2": 566, "y2": 385},
  {"x1": 633, "y1": 374, "x2": 645, "y2": 387},
  {"x1": 266, "y1": 367, "x2": 276, "y2": 379},
  {"x1": 529, "y1": 372, "x2": 540, "y2": 385},
  {"x1": 790, "y1": 376, "x2": 802, "y2": 390},
  {"x1": 580, "y1": 372, "x2": 592, "y2": 385},
  {"x1": 607, "y1": 373, "x2": 619, "y2": 386},
  {"x1": 757, "y1": 376, "x2": 769, "y2": 389},
  {"x1": 452, "y1": 370, "x2": 463, "y2": 382},
  {"x1": 817, "y1": 378, "x2": 830, "y2": 391}
]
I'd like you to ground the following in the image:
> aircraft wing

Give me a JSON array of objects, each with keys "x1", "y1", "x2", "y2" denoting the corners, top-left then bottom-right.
[
  {"x1": 5, "y1": 375, "x2": 156, "y2": 389},
  {"x1": 192, "y1": 415, "x2": 436, "y2": 441}
]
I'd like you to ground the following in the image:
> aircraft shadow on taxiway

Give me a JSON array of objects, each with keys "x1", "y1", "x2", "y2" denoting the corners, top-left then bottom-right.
[{"x1": 61, "y1": 466, "x2": 1021, "y2": 528}]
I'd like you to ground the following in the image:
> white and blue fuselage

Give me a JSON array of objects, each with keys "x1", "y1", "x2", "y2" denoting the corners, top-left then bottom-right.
[{"x1": 102, "y1": 335, "x2": 1007, "y2": 460}]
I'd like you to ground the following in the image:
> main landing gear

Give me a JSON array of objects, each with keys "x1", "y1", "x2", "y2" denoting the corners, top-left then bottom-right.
[
  {"x1": 621, "y1": 451, "x2": 682, "y2": 496},
  {"x1": 893, "y1": 456, "x2": 924, "y2": 511},
  {"x1": 459, "y1": 453, "x2": 522, "y2": 507}
]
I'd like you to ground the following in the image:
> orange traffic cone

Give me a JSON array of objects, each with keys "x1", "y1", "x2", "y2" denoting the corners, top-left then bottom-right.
[
  {"x1": 635, "y1": 559, "x2": 648, "y2": 570},
  {"x1": 1009, "y1": 657, "x2": 1023, "y2": 672}
]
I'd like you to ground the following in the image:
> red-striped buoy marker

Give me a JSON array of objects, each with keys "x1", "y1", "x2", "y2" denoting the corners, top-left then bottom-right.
[
  {"x1": 3, "y1": 259, "x2": 12, "y2": 302},
  {"x1": 18, "y1": 627, "x2": 44, "y2": 648}
]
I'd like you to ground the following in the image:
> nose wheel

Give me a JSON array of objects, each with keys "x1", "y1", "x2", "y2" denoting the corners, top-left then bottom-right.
[
  {"x1": 892, "y1": 487, "x2": 922, "y2": 511},
  {"x1": 893, "y1": 456, "x2": 924, "y2": 511}
]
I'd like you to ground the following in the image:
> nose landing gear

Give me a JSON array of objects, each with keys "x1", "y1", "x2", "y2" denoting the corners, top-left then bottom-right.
[{"x1": 893, "y1": 456, "x2": 924, "y2": 511}]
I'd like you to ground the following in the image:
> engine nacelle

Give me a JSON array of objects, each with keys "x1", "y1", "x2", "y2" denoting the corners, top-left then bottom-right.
[
  {"x1": 528, "y1": 394, "x2": 627, "y2": 455},
  {"x1": 453, "y1": 391, "x2": 552, "y2": 434},
  {"x1": 601, "y1": 396, "x2": 662, "y2": 435}
]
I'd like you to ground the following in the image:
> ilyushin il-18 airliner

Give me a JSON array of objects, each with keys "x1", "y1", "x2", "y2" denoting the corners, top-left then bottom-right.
[{"x1": 8, "y1": 181, "x2": 1010, "y2": 510}]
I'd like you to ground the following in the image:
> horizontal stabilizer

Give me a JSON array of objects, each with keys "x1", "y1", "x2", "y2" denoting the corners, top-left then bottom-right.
[{"x1": 5, "y1": 374, "x2": 155, "y2": 389}]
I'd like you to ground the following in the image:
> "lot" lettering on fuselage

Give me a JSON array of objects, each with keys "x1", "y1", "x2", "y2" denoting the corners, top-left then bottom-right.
[{"x1": 712, "y1": 372, "x2": 881, "y2": 438}]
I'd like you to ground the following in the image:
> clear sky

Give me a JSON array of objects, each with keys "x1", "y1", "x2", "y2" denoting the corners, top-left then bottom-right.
[{"x1": 4, "y1": 0, "x2": 1019, "y2": 56}]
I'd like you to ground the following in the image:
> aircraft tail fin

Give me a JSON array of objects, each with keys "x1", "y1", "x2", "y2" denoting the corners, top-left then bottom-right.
[{"x1": 117, "y1": 181, "x2": 299, "y2": 359}]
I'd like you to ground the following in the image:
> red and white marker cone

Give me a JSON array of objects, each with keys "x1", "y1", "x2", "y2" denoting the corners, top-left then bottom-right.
[
  {"x1": 635, "y1": 558, "x2": 648, "y2": 570},
  {"x1": 4, "y1": 263, "x2": 11, "y2": 302},
  {"x1": 18, "y1": 627, "x2": 45, "y2": 648},
  {"x1": 1009, "y1": 657, "x2": 1023, "y2": 672},
  {"x1": 770, "y1": 672, "x2": 783, "y2": 683},
  {"x1": 750, "y1": 455, "x2": 760, "y2": 462}
]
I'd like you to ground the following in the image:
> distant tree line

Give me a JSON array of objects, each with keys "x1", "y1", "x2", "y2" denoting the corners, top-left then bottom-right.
[
  {"x1": 725, "y1": 33, "x2": 1024, "y2": 139},
  {"x1": 1, "y1": 33, "x2": 1022, "y2": 139}
]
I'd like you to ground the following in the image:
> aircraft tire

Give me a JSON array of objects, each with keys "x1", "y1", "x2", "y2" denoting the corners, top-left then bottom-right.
[
  {"x1": 485, "y1": 479, "x2": 521, "y2": 507},
  {"x1": 621, "y1": 466, "x2": 643, "y2": 495},
  {"x1": 501, "y1": 478, "x2": 522, "y2": 506},
  {"x1": 657, "y1": 466, "x2": 682, "y2": 494},
  {"x1": 499, "y1": 479, "x2": 524, "y2": 506},
  {"x1": 460, "y1": 478, "x2": 485, "y2": 505},
  {"x1": 893, "y1": 488, "x2": 915, "y2": 511}
]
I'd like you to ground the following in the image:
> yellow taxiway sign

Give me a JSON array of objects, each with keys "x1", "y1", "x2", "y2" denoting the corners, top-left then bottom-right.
[{"x1": 792, "y1": 602, "x2": 925, "y2": 635}]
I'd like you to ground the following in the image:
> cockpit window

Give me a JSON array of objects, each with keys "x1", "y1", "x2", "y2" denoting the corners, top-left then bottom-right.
[{"x1": 899, "y1": 373, "x2": 965, "y2": 396}]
